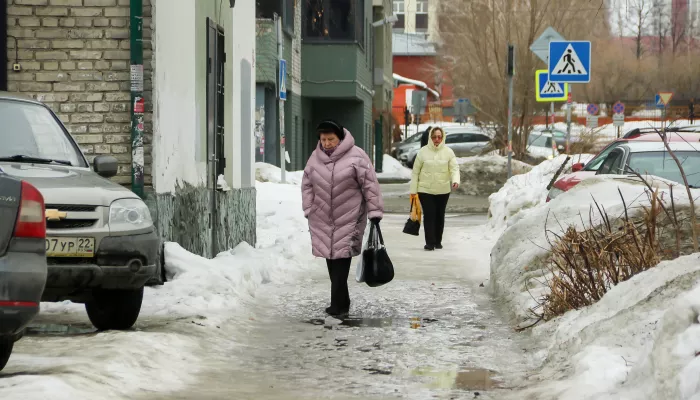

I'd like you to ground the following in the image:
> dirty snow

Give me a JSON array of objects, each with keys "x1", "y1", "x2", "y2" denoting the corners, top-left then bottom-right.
[
  {"x1": 487, "y1": 154, "x2": 593, "y2": 230},
  {"x1": 6, "y1": 181, "x2": 314, "y2": 399}
]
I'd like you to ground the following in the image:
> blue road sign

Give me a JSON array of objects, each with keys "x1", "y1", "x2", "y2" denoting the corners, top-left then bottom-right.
[
  {"x1": 613, "y1": 101, "x2": 625, "y2": 114},
  {"x1": 535, "y1": 69, "x2": 568, "y2": 102},
  {"x1": 279, "y1": 59, "x2": 287, "y2": 101},
  {"x1": 587, "y1": 103, "x2": 599, "y2": 115},
  {"x1": 548, "y1": 41, "x2": 591, "y2": 83}
]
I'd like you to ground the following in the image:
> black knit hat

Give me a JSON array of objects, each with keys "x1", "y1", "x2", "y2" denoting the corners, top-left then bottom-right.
[{"x1": 316, "y1": 120, "x2": 345, "y2": 140}]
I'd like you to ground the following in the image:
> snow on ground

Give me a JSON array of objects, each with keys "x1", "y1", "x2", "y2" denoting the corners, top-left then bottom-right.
[
  {"x1": 487, "y1": 154, "x2": 593, "y2": 230},
  {"x1": 13, "y1": 181, "x2": 314, "y2": 399},
  {"x1": 377, "y1": 154, "x2": 412, "y2": 181},
  {"x1": 255, "y1": 162, "x2": 304, "y2": 185},
  {"x1": 486, "y1": 169, "x2": 700, "y2": 399}
]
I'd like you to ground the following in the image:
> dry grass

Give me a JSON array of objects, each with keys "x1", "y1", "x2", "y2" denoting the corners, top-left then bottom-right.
[
  {"x1": 535, "y1": 189, "x2": 667, "y2": 320},
  {"x1": 569, "y1": 129, "x2": 607, "y2": 155}
]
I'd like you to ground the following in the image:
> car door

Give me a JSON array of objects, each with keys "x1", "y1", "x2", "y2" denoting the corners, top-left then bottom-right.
[
  {"x1": 470, "y1": 133, "x2": 491, "y2": 154},
  {"x1": 445, "y1": 133, "x2": 468, "y2": 157}
]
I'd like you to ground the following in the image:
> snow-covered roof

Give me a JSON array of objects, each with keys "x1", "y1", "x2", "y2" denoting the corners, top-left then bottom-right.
[{"x1": 392, "y1": 32, "x2": 437, "y2": 56}]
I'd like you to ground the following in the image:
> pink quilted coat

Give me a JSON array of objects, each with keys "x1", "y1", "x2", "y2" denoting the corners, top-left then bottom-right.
[{"x1": 302, "y1": 129, "x2": 384, "y2": 260}]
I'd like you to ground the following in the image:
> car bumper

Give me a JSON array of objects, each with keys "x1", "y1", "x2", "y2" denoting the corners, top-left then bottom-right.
[
  {"x1": 0, "y1": 238, "x2": 47, "y2": 335},
  {"x1": 44, "y1": 231, "x2": 159, "y2": 296}
]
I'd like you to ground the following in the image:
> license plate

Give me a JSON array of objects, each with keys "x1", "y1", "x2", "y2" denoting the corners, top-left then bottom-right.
[{"x1": 45, "y1": 237, "x2": 95, "y2": 258}]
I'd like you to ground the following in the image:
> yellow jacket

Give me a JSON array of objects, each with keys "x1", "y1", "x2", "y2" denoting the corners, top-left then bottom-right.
[{"x1": 409, "y1": 141, "x2": 460, "y2": 195}]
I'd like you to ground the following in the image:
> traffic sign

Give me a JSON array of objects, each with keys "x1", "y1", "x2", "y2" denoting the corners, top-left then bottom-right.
[
  {"x1": 279, "y1": 59, "x2": 287, "y2": 101},
  {"x1": 586, "y1": 115, "x2": 598, "y2": 128},
  {"x1": 613, "y1": 113, "x2": 625, "y2": 127},
  {"x1": 587, "y1": 103, "x2": 599, "y2": 115},
  {"x1": 548, "y1": 41, "x2": 591, "y2": 83},
  {"x1": 535, "y1": 69, "x2": 568, "y2": 102},
  {"x1": 613, "y1": 101, "x2": 625, "y2": 114},
  {"x1": 530, "y1": 27, "x2": 565, "y2": 64},
  {"x1": 655, "y1": 92, "x2": 673, "y2": 108}
]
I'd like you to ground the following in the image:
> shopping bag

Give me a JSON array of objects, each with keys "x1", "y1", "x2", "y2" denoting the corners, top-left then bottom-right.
[
  {"x1": 355, "y1": 220, "x2": 371, "y2": 282},
  {"x1": 364, "y1": 221, "x2": 395, "y2": 287},
  {"x1": 403, "y1": 196, "x2": 421, "y2": 236}
]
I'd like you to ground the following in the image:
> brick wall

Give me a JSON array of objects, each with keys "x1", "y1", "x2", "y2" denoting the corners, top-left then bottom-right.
[{"x1": 5, "y1": 0, "x2": 153, "y2": 185}]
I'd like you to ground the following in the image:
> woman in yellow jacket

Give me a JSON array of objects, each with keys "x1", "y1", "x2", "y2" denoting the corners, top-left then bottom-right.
[{"x1": 409, "y1": 127, "x2": 460, "y2": 251}]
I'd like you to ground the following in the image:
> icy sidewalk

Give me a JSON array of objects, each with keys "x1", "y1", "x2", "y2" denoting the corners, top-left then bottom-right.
[{"x1": 0, "y1": 182, "x2": 315, "y2": 400}]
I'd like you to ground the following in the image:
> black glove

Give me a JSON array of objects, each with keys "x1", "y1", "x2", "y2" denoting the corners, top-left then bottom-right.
[{"x1": 370, "y1": 217, "x2": 381, "y2": 225}]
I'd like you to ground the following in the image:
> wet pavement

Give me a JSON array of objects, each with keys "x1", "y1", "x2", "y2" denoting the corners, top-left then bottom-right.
[
  {"x1": 4, "y1": 214, "x2": 534, "y2": 399},
  {"x1": 147, "y1": 213, "x2": 533, "y2": 399},
  {"x1": 381, "y1": 184, "x2": 489, "y2": 214}
]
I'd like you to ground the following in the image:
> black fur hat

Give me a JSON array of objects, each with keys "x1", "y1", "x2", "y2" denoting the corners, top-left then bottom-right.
[{"x1": 316, "y1": 120, "x2": 345, "y2": 140}]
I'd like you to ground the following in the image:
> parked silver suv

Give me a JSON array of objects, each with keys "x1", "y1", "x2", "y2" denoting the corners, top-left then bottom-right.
[{"x1": 0, "y1": 92, "x2": 162, "y2": 331}]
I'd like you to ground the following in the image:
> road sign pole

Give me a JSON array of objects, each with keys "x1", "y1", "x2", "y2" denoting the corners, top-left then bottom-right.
[
  {"x1": 507, "y1": 44, "x2": 515, "y2": 179},
  {"x1": 550, "y1": 102, "x2": 554, "y2": 126},
  {"x1": 566, "y1": 86, "x2": 572, "y2": 154}
]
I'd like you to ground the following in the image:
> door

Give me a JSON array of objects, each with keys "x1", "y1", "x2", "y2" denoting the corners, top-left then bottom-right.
[{"x1": 445, "y1": 133, "x2": 468, "y2": 156}]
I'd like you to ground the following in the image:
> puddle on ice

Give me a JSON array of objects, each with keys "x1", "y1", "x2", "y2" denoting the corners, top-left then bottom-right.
[
  {"x1": 305, "y1": 317, "x2": 439, "y2": 329},
  {"x1": 413, "y1": 367, "x2": 502, "y2": 391},
  {"x1": 25, "y1": 323, "x2": 96, "y2": 336}
]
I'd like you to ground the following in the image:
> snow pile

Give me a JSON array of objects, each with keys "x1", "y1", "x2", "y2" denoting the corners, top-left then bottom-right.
[
  {"x1": 456, "y1": 155, "x2": 532, "y2": 197},
  {"x1": 377, "y1": 154, "x2": 412, "y2": 181},
  {"x1": 487, "y1": 154, "x2": 593, "y2": 230},
  {"x1": 255, "y1": 162, "x2": 303, "y2": 185},
  {"x1": 142, "y1": 181, "x2": 311, "y2": 325},
  {"x1": 516, "y1": 255, "x2": 700, "y2": 400}
]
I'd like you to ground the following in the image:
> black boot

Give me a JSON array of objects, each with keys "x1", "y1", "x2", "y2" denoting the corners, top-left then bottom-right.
[
  {"x1": 326, "y1": 258, "x2": 352, "y2": 317},
  {"x1": 424, "y1": 245, "x2": 435, "y2": 251}
]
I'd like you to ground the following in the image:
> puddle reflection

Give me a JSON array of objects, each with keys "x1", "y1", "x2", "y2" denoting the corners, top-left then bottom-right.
[
  {"x1": 25, "y1": 324, "x2": 96, "y2": 336},
  {"x1": 413, "y1": 367, "x2": 502, "y2": 391}
]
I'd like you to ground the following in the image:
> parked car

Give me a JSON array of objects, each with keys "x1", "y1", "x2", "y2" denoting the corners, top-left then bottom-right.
[
  {"x1": 0, "y1": 92, "x2": 163, "y2": 331},
  {"x1": 391, "y1": 131, "x2": 424, "y2": 159},
  {"x1": 594, "y1": 141, "x2": 700, "y2": 186},
  {"x1": 547, "y1": 131, "x2": 700, "y2": 201},
  {"x1": 533, "y1": 128, "x2": 570, "y2": 151},
  {"x1": 0, "y1": 174, "x2": 47, "y2": 371},
  {"x1": 527, "y1": 131, "x2": 559, "y2": 160},
  {"x1": 398, "y1": 126, "x2": 492, "y2": 168}
]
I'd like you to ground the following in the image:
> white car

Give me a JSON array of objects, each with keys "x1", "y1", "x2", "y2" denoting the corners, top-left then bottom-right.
[{"x1": 527, "y1": 131, "x2": 559, "y2": 160}]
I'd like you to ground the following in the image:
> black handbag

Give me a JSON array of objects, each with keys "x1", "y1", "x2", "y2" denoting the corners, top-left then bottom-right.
[
  {"x1": 403, "y1": 198, "x2": 421, "y2": 236},
  {"x1": 363, "y1": 221, "x2": 395, "y2": 287}
]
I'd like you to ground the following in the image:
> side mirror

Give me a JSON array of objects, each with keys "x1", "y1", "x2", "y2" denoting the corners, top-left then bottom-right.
[
  {"x1": 571, "y1": 162, "x2": 584, "y2": 172},
  {"x1": 93, "y1": 155, "x2": 118, "y2": 178}
]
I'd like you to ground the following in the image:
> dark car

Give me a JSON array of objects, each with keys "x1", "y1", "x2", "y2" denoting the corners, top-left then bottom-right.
[
  {"x1": 0, "y1": 92, "x2": 163, "y2": 331},
  {"x1": 0, "y1": 173, "x2": 47, "y2": 371}
]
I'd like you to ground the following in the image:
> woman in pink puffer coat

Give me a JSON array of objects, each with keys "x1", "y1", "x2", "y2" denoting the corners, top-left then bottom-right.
[{"x1": 302, "y1": 120, "x2": 384, "y2": 317}]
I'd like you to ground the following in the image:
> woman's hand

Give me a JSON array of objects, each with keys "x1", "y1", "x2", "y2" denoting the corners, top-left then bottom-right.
[
  {"x1": 410, "y1": 193, "x2": 418, "y2": 201},
  {"x1": 452, "y1": 183, "x2": 459, "y2": 190}
]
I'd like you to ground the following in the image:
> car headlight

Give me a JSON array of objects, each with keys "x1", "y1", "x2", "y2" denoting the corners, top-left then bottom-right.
[
  {"x1": 548, "y1": 187, "x2": 564, "y2": 200},
  {"x1": 109, "y1": 198, "x2": 153, "y2": 231}
]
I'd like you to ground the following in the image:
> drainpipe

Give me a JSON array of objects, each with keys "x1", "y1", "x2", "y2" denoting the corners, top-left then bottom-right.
[{"x1": 130, "y1": 0, "x2": 145, "y2": 198}]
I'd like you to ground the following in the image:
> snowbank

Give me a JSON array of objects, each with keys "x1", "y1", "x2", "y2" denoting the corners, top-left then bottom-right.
[
  {"x1": 487, "y1": 154, "x2": 593, "y2": 230},
  {"x1": 377, "y1": 154, "x2": 412, "y2": 181},
  {"x1": 255, "y1": 162, "x2": 303, "y2": 185},
  {"x1": 457, "y1": 155, "x2": 532, "y2": 197}
]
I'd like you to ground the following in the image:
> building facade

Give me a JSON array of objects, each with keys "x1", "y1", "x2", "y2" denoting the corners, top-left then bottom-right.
[
  {"x1": 2, "y1": 0, "x2": 257, "y2": 258},
  {"x1": 255, "y1": 0, "x2": 393, "y2": 171}
]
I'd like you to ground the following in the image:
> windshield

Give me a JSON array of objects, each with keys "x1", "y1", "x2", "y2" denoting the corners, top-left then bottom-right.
[
  {"x1": 528, "y1": 134, "x2": 552, "y2": 148},
  {"x1": 628, "y1": 151, "x2": 700, "y2": 187},
  {"x1": 405, "y1": 132, "x2": 423, "y2": 143},
  {"x1": 584, "y1": 142, "x2": 623, "y2": 171},
  {"x1": 0, "y1": 100, "x2": 85, "y2": 167}
]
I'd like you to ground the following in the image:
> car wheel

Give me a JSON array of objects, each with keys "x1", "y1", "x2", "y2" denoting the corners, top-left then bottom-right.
[
  {"x1": 85, "y1": 287, "x2": 144, "y2": 331},
  {"x1": 0, "y1": 335, "x2": 14, "y2": 372},
  {"x1": 146, "y1": 240, "x2": 166, "y2": 286}
]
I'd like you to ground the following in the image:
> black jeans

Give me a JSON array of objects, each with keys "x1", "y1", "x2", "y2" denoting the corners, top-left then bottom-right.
[
  {"x1": 418, "y1": 192, "x2": 450, "y2": 247},
  {"x1": 326, "y1": 258, "x2": 352, "y2": 311}
]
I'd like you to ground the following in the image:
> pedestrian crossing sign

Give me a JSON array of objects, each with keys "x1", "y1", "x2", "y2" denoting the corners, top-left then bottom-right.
[
  {"x1": 535, "y1": 70, "x2": 568, "y2": 102},
  {"x1": 548, "y1": 41, "x2": 591, "y2": 83}
]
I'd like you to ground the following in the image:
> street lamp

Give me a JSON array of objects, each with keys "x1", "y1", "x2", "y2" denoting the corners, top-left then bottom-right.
[{"x1": 372, "y1": 14, "x2": 398, "y2": 28}]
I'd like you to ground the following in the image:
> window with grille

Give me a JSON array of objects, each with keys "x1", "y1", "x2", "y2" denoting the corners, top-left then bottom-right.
[
  {"x1": 415, "y1": 0, "x2": 428, "y2": 30},
  {"x1": 206, "y1": 18, "x2": 226, "y2": 187},
  {"x1": 256, "y1": 0, "x2": 294, "y2": 34}
]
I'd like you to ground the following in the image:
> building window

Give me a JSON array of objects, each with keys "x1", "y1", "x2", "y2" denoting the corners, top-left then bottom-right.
[
  {"x1": 415, "y1": 0, "x2": 428, "y2": 30},
  {"x1": 392, "y1": 0, "x2": 404, "y2": 29},
  {"x1": 206, "y1": 18, "x2": 226, "y2": 187},
  {"x1": 303, "y1": 0, "x2": 364, "y2": 42},
  {"x1": 257, "y1": 0, "x2": 294, "y2": 34}
]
